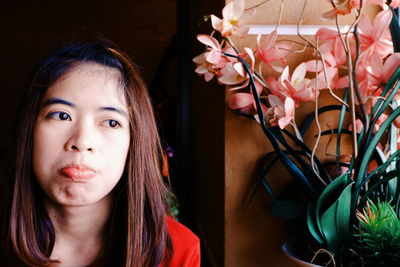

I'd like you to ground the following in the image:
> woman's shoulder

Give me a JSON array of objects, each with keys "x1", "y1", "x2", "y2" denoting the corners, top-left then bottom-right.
[
  {"x1": 166, "y1": 216, "x2": 199, "y2": 246},
  {"x1": 160, "y1": 216, "x2": 200, "y2": 267}
]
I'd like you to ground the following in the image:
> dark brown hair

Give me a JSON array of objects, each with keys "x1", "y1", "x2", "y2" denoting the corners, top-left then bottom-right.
[{"x1": 0, "y1": 41, "x2": 171, "y2": 266}]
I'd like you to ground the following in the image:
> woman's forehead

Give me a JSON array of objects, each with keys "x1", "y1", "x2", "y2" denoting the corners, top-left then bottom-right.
[
  {"x1": 42, "y1": 63, "x2": 128, "y2": 109},
  {"x1": 60, "y1": 62, "x2": 122, "y2": 85}
]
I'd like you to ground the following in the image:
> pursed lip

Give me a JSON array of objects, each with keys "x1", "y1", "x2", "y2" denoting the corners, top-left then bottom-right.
[{"x1": 59, "y1": 164, "x2": 96, "y2": 180}]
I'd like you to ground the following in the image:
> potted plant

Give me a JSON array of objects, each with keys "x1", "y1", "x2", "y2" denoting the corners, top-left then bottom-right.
[{"x1": 193, "y1": 0, "x2": 400, "y2": 266}]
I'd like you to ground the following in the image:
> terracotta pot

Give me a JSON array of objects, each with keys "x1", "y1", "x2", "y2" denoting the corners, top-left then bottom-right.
[{"x1": 282, "y1": 240, "x2": 323, "y2": 267}]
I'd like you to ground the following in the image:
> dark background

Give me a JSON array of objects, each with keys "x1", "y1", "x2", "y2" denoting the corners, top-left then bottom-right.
[{"x1": 0, "y1": 0, "x2": 176, "y2": 152}]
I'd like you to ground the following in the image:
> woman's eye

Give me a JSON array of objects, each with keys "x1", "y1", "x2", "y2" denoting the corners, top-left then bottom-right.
[
  {"x1": 102, "y1": 119, "x2": 121, "y2": 128},
  {"x1": 46, "y1": 112, "x2": 71, "y2": 121}
]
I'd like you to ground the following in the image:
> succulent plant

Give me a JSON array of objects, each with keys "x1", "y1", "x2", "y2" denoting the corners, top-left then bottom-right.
[{"x1": 355, "y1": 200, "x2": 400, "y2": 266}]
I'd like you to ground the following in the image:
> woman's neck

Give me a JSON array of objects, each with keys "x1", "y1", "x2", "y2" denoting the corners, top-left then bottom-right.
[{"x1": 45, "y1": 195, "x2": 112, "y2": 266}]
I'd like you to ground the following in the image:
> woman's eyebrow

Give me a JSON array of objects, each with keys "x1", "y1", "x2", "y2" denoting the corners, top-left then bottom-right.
[
  {"x1": 99, "y1": 106, "x2": 128, "y2": 118},
  {"x1": 42, "y1": 98, "x2": 75, "y2": 107}
]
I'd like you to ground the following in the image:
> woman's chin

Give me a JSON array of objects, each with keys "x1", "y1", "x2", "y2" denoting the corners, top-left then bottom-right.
[{"x1": 49, "y1": 186, "x2": 100, "y2": 207}]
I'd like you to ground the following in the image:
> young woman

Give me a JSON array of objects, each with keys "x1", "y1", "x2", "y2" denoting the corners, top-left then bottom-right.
[{"x1": 0, "y1": 41, "x2": 200, "y2": 266}]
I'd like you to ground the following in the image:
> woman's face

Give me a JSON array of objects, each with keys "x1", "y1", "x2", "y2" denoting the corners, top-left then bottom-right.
[{"x1": 33, "y1": 63, "x2": 130, "y2": 207}]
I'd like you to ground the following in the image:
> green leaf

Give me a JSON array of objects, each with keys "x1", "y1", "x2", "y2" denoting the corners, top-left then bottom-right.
[
  {"x1": 314, "y1": 173, "x2": 354, "y2": 253},
  {"x1": 371, "y1": 67, "x2": 400, "y2": 116},
  {"x1": 389, "y1": 101, "x2": 399, "y2": 198},
  {"x1": 390, "y1": 7, "x2": 400, "y2": 52},
  {"x1": 336, "y1": 88, "x2": 350, "y2": 177},
  {"x1": 356, "y1": 106, "x2": 400, "y2": 191},
  {"x1": 307, "y1": 203, "x2": 324, "y2": 244},
  {"x1": 359, "y1": 170, "x2": 400, "y2": 210}
]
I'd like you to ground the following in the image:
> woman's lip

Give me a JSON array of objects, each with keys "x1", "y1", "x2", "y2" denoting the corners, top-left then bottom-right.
[{"x1": 59, "y1": 165, "x2": 96, "y2": 180}]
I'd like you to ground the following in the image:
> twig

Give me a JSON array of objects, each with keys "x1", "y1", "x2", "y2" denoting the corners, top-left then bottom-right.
[
  {"x1": 274, "y1": 0, "x2": 284, "y2": 32},
  {"x1": 332, "y1": 0, "x2": 361, "y2": 158},
  {"x1": 352, "y1": 20, "x2": 370, "y2": 134},
  {"x1": 225, "y1": 36, "x2": 240, "y2": 54},
  {"x1": 245, "y1": 0, "x2": 271, "y2": 11},
  {"x1": 311, "y1": 248, "x2": 336, "y2": 267},
  {"x1": 275, "y1": 39, "x2": 309, "y2": 53},
  {"x1": 311, "y1": 36, "x2": 326, "y2": 185},
  {"x1": 297, "y1": 0, "x2": 348, "y2": 108}
]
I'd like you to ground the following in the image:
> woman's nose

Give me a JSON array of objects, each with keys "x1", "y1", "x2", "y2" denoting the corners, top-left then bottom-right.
[{"x1": 64, "y1": 124, "x2": 95, "y2": 152}]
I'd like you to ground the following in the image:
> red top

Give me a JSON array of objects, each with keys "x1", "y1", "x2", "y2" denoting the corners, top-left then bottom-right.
[{"x1": 159, "y1": 216, "x2": 200, "y2": 267}]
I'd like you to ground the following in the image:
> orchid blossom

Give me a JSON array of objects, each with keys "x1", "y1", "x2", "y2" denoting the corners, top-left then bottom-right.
[
  {"x1": 256, "y1": 30, "x2": 291, "y2": 72},
  {"x1": 307, "y1": 28, "x2": 349, "y2": 71},
  {"x1": 267, "y1": 95, "x2": 295, "y2": 129},
  {"x1": 358, "y1": 9, "x2": 393, "y2": 59},
  {"x1": 227, "y1": 81, "x2": 264, "y2": 114},
  {"x1": 280, "y1": 64, "x2": 318, "y2": 106},
  {"x1": 321, "y1": 0, "x2": 387, "y2": 20},
  {"x1": 225, "y1": 48, "x2": 265, "y2": 114},
  {"x1": 211, "y1": 0, "x2": 249, "y2": 37},
  {"x1": 365, "y1": 52, "x2": 400, "y2": 86},
  {"x1": 193, "y1": 35, "x2": 239, "y2": 82},
  {"x1": 391, "y1": 0, "x2": 400, "y2": 8},
  {"x1": 196, "y1": 34, "x2": 224, "y2": 64},
  {"x1": 219, "y1": 47, "x2": 255, "y2": 88},
  {"x1": 321, "y1": 0, "x2": 357, "y2": 21},
  {"x1": 356, "y1": 51, "x2": 400, "y2": 101}
]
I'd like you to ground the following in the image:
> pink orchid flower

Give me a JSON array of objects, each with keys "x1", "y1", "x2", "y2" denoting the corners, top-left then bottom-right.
[
  {"x1": 310, "y1": 67, "x2": 338, "y2": 90},
  {"x1": 225, "y1": 48, "x2": 266, "y2": 115},
  {"x1": 306, "y1": 52, "x2": 344, "y2": 90},
  {"x1": 349, "y1": 118, "x2": 365, "y2": 134},
  {"x1": 267, "y1": 95, "x2": 295, "y2": 129},
  {"x1": 355, "y1": 51, "x2": 400, "y2": 101},
  {"x1": 218, "y1": 61, "x2": 248, "y2": 85},
  {"x1": 227, "y1": 81, "x2": 264, "y2": 114},
  {"x1": 193, "y1": 35, "x2": 238, "y2": 82},
  {"x1": 321, "y1": 0, "x2": 385, "y2": 20},
  {"x1": 219, "y1": 47, "x2": 257, "y2": 90},
  {"x1": 391, "y1": 0, "x2": 400, "y2": 8},
  {"x1": 364, "y1": 51, "x2": 400, "y2": 86},
  {"x1": 306, "y1": 28, "x2": 349, "y2": 72},
  {"x1": 265, "y1": 76, "x2": 285, "y2": 98},
  {"x1": 196, "y1": 34, "x2": 224, "y2": 64},
  {"x1": 256, "y1": 30, "x2": 291, "y2": 72},
  {"x1": 280, "y1": 63, "x2": 317, "y2": 106},
  {"x1": 305, "y1": 27, "x2": 354, "y2": 90},
  {"x1": 321, "y1": 0, "x2": 356, "y2": 20},
  {"x1": 358, "y1": 9, "x2": 393, "y2": 59},
  {"x1": 193, "y1": 35, "x2": 228, "y2": 82},
  {"x1": 193, "y1": 52, "x2": 221, "y2": 82},
  {"x1": 211, "y1": 0, "x2": 249, "y2": 37},
  {"x1": 375, "y1": 113, "x2": 388, "y2": 132}
]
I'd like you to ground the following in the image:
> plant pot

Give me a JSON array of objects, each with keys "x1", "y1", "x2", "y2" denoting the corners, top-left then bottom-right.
[{"x1": 282, "y1": 240, "x2": 323, "y2": 267}]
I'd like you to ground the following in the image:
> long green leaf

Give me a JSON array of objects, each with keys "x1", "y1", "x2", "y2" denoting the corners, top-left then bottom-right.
[
  {"x1": 388, "y1": 101, "x2": 399, "y2": 198},
  {"x1": 358, "y1": 170, "x2": 400, "y2": 210},
  {"x1": 281, "y1": 128, "x2": 332, "y2": 184},
  {"x1": 336, "y1": 88, "x2": 350, "y2": 177},
  {"x1": 365, "y1": 150, "x2": 400, "y2": 185},
  {"x1": 390, "y1": 7, "x2": 400, "y2": 52},
  {"x1": 316, "y1": 174, "x2": 353, "y2": 253},
  {"x1": 371, "y1": 67, "x2": 400, "y2": 116},
  {"x1": 307, "y1": 203, "x2": 324, "y2": 244},
  {"x1": 355, "y1": 106, "x2": 400, "y2": 189}
]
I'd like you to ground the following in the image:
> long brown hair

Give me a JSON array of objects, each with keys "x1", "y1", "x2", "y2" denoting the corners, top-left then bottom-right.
[{"x1": 0, "y1": 41, "x2": 171, "y2": 266}]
